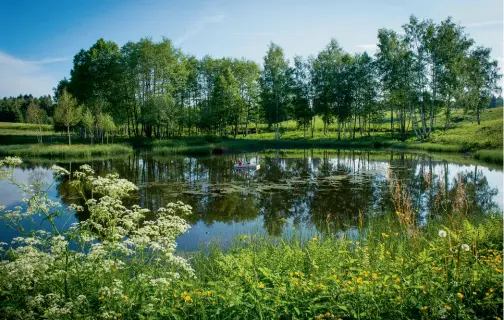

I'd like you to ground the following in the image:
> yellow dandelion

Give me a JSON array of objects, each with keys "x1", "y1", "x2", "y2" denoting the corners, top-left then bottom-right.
[
  {"x1": 372, "y1": 273, "x2": 378, "y2": 280},
  {"x1": 486, "y1": 292, "x2": 490, "y2": 296},
  {"x1": 314, "y1": 265, "x2": 320, "y2": 271},
  {"x1": 457, "y1": 292, "x2": 464, "y2": 299},
  {"x1": 473, "y1": 292, "x2": 477, "y2": 295},
  {"x1": 312, "y1": 237, "x2": 318, "y2": 241},
  {"x1": 381, "y1": 233, "x2": 389, "y2": 238},
  {"x1": 258, "y1": 282, "x2": 265, "y2": 288},
  {"x1": 99, "y1": 295, "x2": 105, "y2": 301},
  {"x1": 490, "y1": 288, "x2": 494, "y2": 292},
  {"x1": 421, "y1": 306, "x2": 428, "y2": 311},
  {"x1": 445, "y1": 305, "x2": 451, "y2": 311},
  {"x1": 386, "y1": 250, "x2": 391, "y2": 255},
  {"x1": 357, "y1": 277, "x2": 363, "y2": 285},
  {"x1": 325, "y1": 312, "x2": 331, "y2": 318},
  {"x1": 123, "y1": 295, "x2": 128, "y2": 301},
  {"x1": 356, "y1": 241, "x2": 360, "y2": 245},
  {"x1": 395, "y1": 277, "x2": 401, "y2": 283},
  {"x1": 184, "y1": 295, "x2": 193, "y2": 302},
  {"x1": 116, "y1": 314, "x2": 121, "y2": 318}
]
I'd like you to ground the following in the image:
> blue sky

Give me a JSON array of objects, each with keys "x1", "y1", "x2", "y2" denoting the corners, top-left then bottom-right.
[{"x1": 0, "y1": 0, "x2": 502, "y2": 97}]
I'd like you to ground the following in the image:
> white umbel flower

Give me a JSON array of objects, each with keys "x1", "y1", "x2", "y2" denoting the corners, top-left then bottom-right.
[
  {"x1": 438, "y1": 230, "x2": 447, "y2": 238},
  {"x1": 460, "y1": 244, "x2": 470, "y2": 252}
]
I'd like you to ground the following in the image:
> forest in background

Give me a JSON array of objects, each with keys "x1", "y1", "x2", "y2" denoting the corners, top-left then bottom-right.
[{"x1": 1, "y1": 15, "x2": 502, "y2": 143}]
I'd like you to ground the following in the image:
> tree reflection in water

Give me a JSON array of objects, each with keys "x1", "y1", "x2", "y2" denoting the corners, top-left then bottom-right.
[{"x1": 24, "y1": 150, "x2": 499, "y2": 244}]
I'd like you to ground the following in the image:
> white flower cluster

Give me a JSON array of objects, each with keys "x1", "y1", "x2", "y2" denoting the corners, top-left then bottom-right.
[
  {"x1": 50, "y1": 165, "x2": 70, "y2": 176},
  {"x1": 0, "y1": 158, "x2": 195, "y2": 319},
  {"x1": 0, "y1": 156, "x2": 23, "y2": 167}
]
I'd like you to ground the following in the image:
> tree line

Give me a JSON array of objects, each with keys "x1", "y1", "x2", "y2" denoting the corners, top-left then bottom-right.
[{"x1": 3, "y1": 15, "x2": 502, "y2": 144}]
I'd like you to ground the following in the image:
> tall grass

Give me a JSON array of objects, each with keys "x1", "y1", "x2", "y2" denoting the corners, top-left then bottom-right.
[
  {"x1": 0, "y1": 143, "x2": 133, "y2": 158},
  {"x1": 474, "y1": 149, "x2": 503, "y2": 165}
]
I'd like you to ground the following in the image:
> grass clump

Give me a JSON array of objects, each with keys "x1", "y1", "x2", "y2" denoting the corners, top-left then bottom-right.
[
  {"x1": 474, "y1": 149, "x2": 503, "y2": 164},
  {"x1": 0, "y1": 143, "x2": 133, "y2": 158}
]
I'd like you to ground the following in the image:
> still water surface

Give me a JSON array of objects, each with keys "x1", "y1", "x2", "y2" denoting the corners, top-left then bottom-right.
[{"x1": 0, "y1": 150, "x2": 502, "y2": 250}]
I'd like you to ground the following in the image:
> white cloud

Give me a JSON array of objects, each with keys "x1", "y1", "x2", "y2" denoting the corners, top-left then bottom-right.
[
  {"x1": 0, "y1": 51, "x2": 65, "y2": 97},
  {"x1": 465, "y1": 20, "x2": 502, "y2": 28},
  {"x1": 174, "y1": 14, "x2": 225, "y2": 46}
]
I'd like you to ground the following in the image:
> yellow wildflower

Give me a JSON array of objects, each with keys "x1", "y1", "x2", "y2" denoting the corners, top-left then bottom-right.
[
  {"x1": 258, "y1": 282, "x2": 265, "y2": 288},
  {"x1": 381, "y1": 233, "x2": 389, "y2": 238},
  {"x1": 123, "y1": 295, "x2": 128, "y2": 301},
  {"x1": 372, "y1": 273, "x2": 378, "y2": 280},
  {"x1": 325, "y1": 312, "x2": 331, "y2": 318},
  {"x1": 116, "y1": 314, "x2": 121, "y2": 318},
  {"x1": 445, "y1": 305, "x2": 451, "y2": 311},
  {"x1": 314, "y1": 265, "x2": 320, "y2": 271},
  {"x1": 99, "y1": 295, "x2": 105, "y2": 301},
  {"x1": 184, "y1": 295, "x2": 193, "y2": 302},
  {"x1": 457, "y1": 292, "x2": 464, "y2": 299},
  {"x1": 421, "y1": 306, "x2": 428, "y2": 311},
  {"x1": 395, "y1": 277, "x2": 401, "y2": 283},
  {"x1": 386, "y1": 250, "x2": 391, "y2": 255},
  {"x1": 490, "y1": 288, "x2": 494, "y2": 292},
  {"x1": 473, "y1": 292, "x2": 477, "y2": 295},
  {"x1": 357, "y1": 277, "x2": 363, "y2": 285},
  {"x1": 312, "y1": 237, "x2": 318, "y2": 241}
]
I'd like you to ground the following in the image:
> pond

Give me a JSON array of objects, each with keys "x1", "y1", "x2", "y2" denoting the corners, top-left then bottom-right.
[{"x1": 0, "y1": 149, "x2": 502, "y2": 251}]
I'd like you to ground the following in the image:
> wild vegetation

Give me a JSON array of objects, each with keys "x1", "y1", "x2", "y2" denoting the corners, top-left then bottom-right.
[{"x1": 0, "y1": 157, "x2": 501, "y2": 319}]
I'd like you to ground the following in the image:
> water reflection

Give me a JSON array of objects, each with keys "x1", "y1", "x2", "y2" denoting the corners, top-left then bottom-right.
[{"x1": 3, "y1": 150, "x2": 502, "y2": 250}]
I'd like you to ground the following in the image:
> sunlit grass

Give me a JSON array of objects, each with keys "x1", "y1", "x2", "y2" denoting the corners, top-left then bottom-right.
[{"x1": 0, "y1": 143, "x2": 133, "y2": 158}]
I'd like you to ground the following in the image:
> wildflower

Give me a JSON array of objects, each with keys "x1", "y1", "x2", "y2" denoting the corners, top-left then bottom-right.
[
  {"x1": 445, "y1": 305, "x2": 451, "y2": 310},
  {"x1": 357, "y1": 278, "x2": 363, "y2": 284},
  {"x1": 51, "y1": 165, "x2": 70, "y2": 176},
  {"x1": 457, "y1": 292, "x2": 464, "y2": 299},
  {"x1": 421, "y1": 306, "x2": 428, "y2": 311},
  {"x1": 496, "y1": 268, "x2": 502, "y2": 273},
  {"x1": 438, "y1": 230, "x2": 447, "y2": 238},
  {"x1": 258, "y1": 282, "x2": 265, "y2": 288},
  {"x1": 372, "y1": 273, "x2": 378, "y2": 280},
  {"x1": 490, "y1": 288, "x2": 494, "y2": 292},
  {"x1": 184, "y1": 295, "x2": 193, "y2": 302},
  {"x1": 99, "y1": 296, "x2": 105, "y2": 301},
  {"x1": 395, "y1": 277, "x2": 401, "y2": 283},
  {"x1": 356, "y1": 241, "x2": 360, "y2": 245},
  {"x1": 312, "y1": 237, "x2": 318, "y2": 241},
  {"x1": 325, "y1": 312, "x2": 331, "y2": 318},
  {"x1": 486, "y1": 292, "x2": 490, "y2": 296},
  {"x1": 123, "y1": 295, "x2": 128, "y2": 301},
  {"x1": 381, "y1": 233, "x2": 389, "y2": 238},
  {"x1": 473, "y1": 292, "x2": 477, "y2": 295},
  {"x1": 314, "y1": 265, "x2": 320, "y2": 271},
  {"x1": 116, "y1": 314, "x2": 121, "y2": 318},
  {"x1": 386, "y1": 250, "x2": 391, "y2": 255},
  {"x1": 460, "y1": 244, "x2": 470, "y2": 252}
]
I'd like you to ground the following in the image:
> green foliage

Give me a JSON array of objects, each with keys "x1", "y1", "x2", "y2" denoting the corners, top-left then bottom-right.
[
  {"x1": 0, "y1": 144, "x2": 132, "y2": 158},
  {"x1": 54, "y1": 90, "x2": 82, "y2": 145},
  {"x1": 474, "y1": 150, "x2": 503, "y2": 165}
]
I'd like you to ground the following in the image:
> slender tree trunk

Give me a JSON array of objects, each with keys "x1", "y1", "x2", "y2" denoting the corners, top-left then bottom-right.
[
  {"x1": 67, "y1": 125, "x2": 71, "y2": 145},
  {"x1": 476, "y1": 99, "x2": 481, "y2": 125}
]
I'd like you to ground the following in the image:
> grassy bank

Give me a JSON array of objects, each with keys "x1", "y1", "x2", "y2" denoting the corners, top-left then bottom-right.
[
  {"x1": 180, "y1": 214, "x2": 503, "y2": 319},
  {"x1": 150, "y1": 136, "x2": 503, "y2": 164},
  {"x1": 0, "y1": 143, "x2": 133, "y2": 158}
]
